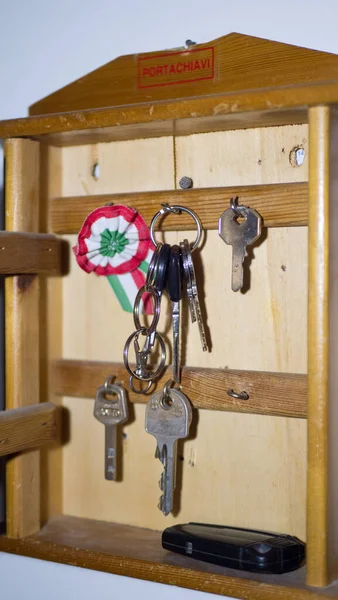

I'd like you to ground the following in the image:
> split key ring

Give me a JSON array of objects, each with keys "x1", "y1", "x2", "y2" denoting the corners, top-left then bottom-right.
[{"x1": 149, "y1": 204, "x2": 202, "y2": 251}]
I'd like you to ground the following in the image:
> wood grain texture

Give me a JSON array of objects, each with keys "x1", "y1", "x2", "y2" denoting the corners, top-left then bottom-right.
[
  {"x1": 327, "y1": 107, "x2": 338, "y2": 586},
  {"x1": 30, "y1": 33, "x2": 338, "y2": 115},
  {"x1": 50, "y1": 182, "x2": 307, "y2": 235},
  {"x1": 0, "y1": 403, "x2": 57, "y2": 457},
  {"x1": 40, "y1": 144, "x2": 64, "y2": 523},
  {"x1": 0, "y1": 232, "x2": 67, "y2": 274},
  {"x1": 60, "y1": 127, "x2": 307, "y2": 539},
  {"x1": 53, "y1": 360, "x2": 307, "y2": 419},
  {"x1": 307, "y1": 107, "x2": 330, "y2": 587},
  {"x1": 0, "y1": 106, "x2": 309, "y2": 147},
  {"x1": 4, "y1": 138, "x2": 41, "y2": 538},
  {"x1": 1, "y1": 515, "x2": 337, "y2": 599}
]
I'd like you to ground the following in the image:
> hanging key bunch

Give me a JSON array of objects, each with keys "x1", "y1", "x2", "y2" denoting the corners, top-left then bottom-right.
[
  {"x1": 123, "y1": 203, "x2": 207, "y2": 394},
  {"x1": 123, "y1": 203, "x2": 207, "y2": 516},
  {"x1": 73, "y1": 204, "x2": 154, "y2": 313}
]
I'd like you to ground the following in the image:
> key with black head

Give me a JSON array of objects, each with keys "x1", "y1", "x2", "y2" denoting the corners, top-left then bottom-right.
[{"x1": 167, "y1": 245, "x2": 182, "y2": 383}]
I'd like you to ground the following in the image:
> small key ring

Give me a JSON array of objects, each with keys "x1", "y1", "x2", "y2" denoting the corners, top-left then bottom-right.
[
  {"x1": 227, "y1": 388, "x2": 249, "y2": 400},
  {"x1": 149, "y1": 204, "x2": 202, "y2": 251},
  {"x1": 133, "y1": 285, "x2": 161, "y2": 332},
  {"x1": 161, "y1": 379, "x2": 179, "y2": 409},
  {"x1": 123, "y1": 328, "x2": 167, "y2": 382},
  {"x1": 104, "y1": 375, "x2": 115, "y2": 391},
  {"x1": 129, "y1": 375, "x2": 153, "y2": 395},
  {"x1": 146, "y1": 244, "x2": 162, "y2": 290}
]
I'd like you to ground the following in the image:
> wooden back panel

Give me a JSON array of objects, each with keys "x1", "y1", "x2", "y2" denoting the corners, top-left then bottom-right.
[{"x1": 45, "y1": 124, "x2": 308, "y2": 538}]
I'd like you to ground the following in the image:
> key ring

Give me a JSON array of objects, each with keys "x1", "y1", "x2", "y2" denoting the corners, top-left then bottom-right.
[
  {"x1": 123, "y1": 327, "x2": 167, "y2": 382},
  {"x1": 149, "y1": 204, "x2": 202, "y2": 251},
  {"x1": 133, "y1": 285, "x2": 161, "y2": 332},
  {"x1": 146, "y1": 244, "x2": 163, "y2": 290},
  {"x1": 104, "y1": 375, "x2": 123, "y2": 394},
  {"x1": 129, "y1": 375, "x2": 153, "y2": 395},
  {"x1": 161, "y1": 379, "x2": 180, "y2": 409}
]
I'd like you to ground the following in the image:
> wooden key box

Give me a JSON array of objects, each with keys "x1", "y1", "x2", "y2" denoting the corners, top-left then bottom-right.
[{"x1": 0, "y1": 32, "x2": 337, "y2": 599}]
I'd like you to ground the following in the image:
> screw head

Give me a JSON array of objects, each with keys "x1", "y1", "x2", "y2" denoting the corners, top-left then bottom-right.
[{"x1": 179, "y1": 176, "x2": 193, "y2": 189}]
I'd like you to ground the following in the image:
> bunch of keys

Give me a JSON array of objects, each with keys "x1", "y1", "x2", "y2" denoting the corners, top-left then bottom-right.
[
  {"x1": 123, "y1": 203, "x2": 207, "y2": 391},
  {"x1": 218, "y1": 197, "x2": 262, "y2": 292},
  {"x1": 93, "y1": 376, "x2": 129, "y2": 481},
  {"x1": 149, "y1": 205, "x2": 208, "y2": 378},
  {"x1": 145, "y1": 380, "x2": 192, "y2": 516}
]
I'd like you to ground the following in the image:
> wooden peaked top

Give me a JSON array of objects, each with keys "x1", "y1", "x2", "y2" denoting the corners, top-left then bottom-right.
[
  {"x1": 30, "y1": 32, "x2": 338, "y2": 115},
  {"x1": 1, "y1": 32, "x2": 338, "y2": 144}
]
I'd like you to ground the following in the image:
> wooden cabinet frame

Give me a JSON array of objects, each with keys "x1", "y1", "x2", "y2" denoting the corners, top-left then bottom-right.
[{"x1": 0, "y1": 33, "x2": 338, "y2": 598}]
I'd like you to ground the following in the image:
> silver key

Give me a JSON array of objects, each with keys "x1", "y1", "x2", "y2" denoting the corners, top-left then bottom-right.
[
  {"x1": 145, "y1": 387, "x2": 192, "y2": 516},
  {"x1": 181, "y1": 239, "x2": 208, "y2": 351},
  {"x1": 180, "y1": 240, "x2": 196, "y2": 323},
  {"x1": 94, "y1": 383, "x2": 128, "y2": 481},
  {"x1": 172, "y1": 300, "x2": 180, "y2": 383},
  {"x1": 168, "y1": 246, "x2": 182, "y2": 383},
  {"x1": 218, "y1": 203, "x2": 262, "y2": 292}
]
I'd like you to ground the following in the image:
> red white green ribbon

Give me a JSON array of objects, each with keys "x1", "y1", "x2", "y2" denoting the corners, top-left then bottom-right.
[
  {"x1": 106, "y1": 248, "x2": 153, "y2": 313},
  {"x1": 73, "y1": 204, "x2": 154, "y2": 313}
]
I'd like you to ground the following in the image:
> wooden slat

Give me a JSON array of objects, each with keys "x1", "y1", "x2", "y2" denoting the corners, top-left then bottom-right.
[
  {"x1": 53, "y1": 360, "x2": 307, "y2": 419},
  {"x1": 0, "y1": 232, "x2": 67, "y2": 274},
  {"x1": 307, "y1": 106, "x2": 338, "y2": 587},
  {"x1": 1, "y1": 515, "x2": 338, "y2": 599},
  {"x1": 50, "y1": 182, "x2": 308, "y2": 235},
  {"x1": 40, "y1": 145, "x2": 64, "y2": 523},
  {"x1": 327, "y1": 108, "x2": 338, "y2": 586},
  {"x1": 4, "y1": 138, "x2": 41, "y2": 538},
  {"x1": 0, "y1": 404, "x2": 57, "y2": 457},
  {"x1": 0, "y1": 104, "x2": 308, "y2": 147},
  {"x1": 307, "y1": 106, "x2": 330, "y2": 587}
]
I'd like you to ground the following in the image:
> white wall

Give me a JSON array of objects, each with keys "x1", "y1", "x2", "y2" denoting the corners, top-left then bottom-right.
[{"x1": 0, "y1": 0, "x2": 337, "y2": 597}]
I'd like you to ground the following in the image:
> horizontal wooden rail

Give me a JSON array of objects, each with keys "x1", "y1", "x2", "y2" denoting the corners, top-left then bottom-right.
[
  {"x1": 0, "y1": 232, "x2": 68, "y2": 275},
  {"x1": 50, "y1": 182, "x2": 307, "y2": 235},
  {"x1": 0, "y1": 403, "x2": 58, "y2": 457},
  {"x1": 53, "y1": 360, "x2": 307, "y2": 418}
]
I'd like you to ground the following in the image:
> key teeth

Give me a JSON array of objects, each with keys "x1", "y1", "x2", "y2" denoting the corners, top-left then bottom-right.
[
  {"x1": 159, "y1": 471, "x2": 165, "y2": 491},
  {"x1": 155, "y1": 445, "x2": 160, "y2": 459},
  {"x1": 158, "y1": 495, "x2": 169, "y2": 516}
]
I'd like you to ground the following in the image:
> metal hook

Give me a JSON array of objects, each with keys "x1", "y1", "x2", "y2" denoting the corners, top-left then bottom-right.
[
  {"x1": 227, "y1": 388, "x2": 249, "y2": 401},
  {"x1": 104, "y1": 375, "x2": 116, "y2": 391},
  {"x1": 161, "y1": 203, "x2": 182, "y2": 215},
  {"x1": 230, "y1": 196, "x2": 241, "y2": 216}
]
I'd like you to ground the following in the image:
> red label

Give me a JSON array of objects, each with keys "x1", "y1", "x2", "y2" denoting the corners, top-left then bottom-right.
[{"x1": 138, "y1": 47, "x2": 214, "y2": 89}]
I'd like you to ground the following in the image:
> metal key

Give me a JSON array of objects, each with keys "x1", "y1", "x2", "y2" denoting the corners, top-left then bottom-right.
[
  {"x1": 167, "y1": 245, "x2": 182, "y2": 383},
  {"x1": 218, "y1": 201, "x2": 262, "y2": 292},
  {"x1": 180, "y1": 239, "x2": 208, "y2": 351},
  {"x1": 145, "y1": 386, "x2": 192, "y2": 516},
  {"x1": 94, "y1": 382, "x2": 128, "y2": 480},
  {"x1": 180, "y1": 239, "x2": 196, "y2": 323}
]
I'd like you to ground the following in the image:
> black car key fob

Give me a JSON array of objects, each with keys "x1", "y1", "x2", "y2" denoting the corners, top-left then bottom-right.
[{"x1": 162, "y1": 523, "x2": 305, "y2": 574}]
